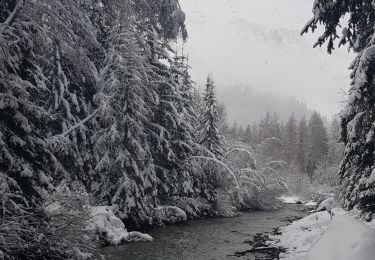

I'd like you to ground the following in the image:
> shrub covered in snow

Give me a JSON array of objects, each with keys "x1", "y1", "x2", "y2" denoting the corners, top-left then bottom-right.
[
  {"x1": 212, "y1": 188, "x2": 238, "y2": 217},
  {"x1": 232, "y1": 141, "x2": 287, "y2": 209},
  {"x1": 193, "y1": 140, "x2": 290, "y2": 214},
  {"x1": 0, "y1": 181, "x2": 97, "y2": 260},
  {"x1": 155, "y1": 206, "x2": 188, "y2": 224},
  {"x1": 43, "y1": 182, "x2": 97, "y2": 259},
  {"x1": 278, "y1": 162, "x2": 340, "y2": 204},
  {"x1": 166, "y1": 196, "x2": 212, "y2": 219}
]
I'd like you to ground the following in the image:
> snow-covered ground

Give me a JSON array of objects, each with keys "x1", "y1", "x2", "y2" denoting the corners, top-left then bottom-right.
[{"x1": 269, "y1": 208, "x2": 375, "y2": 260}]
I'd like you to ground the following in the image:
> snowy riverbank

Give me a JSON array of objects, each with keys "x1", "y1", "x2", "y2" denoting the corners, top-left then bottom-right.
[
  {"x1": 268, "y1": 208, "x2": 375, "y2": 260},
  {"x1": 102, "y1": 204, "x2": 307, "y2": 260}
]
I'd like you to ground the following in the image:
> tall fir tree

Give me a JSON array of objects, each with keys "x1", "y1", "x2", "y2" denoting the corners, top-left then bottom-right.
[
  {"x1": 251, "y1": 122, "x2": 260, "y2": 145},
  {"x1": 307, "y1": 111, "x2": 329, "y2": 166},
  {"x1": 148, "y1": 48, "x2": 196, "y2": 202},
  {"x1": 327, "y1": 116, "x2": 344, "y2": 165},
  {"x1": 297, "y1": 117, "x2": 309, "y2": 173},
  {"x1": 92, "y1": 20, "x2": 158, "y2": 228},
  {"x1": 237, "y1": 125, "x2": 245, "y2": 140},
  {"x1": 217, "y1": 101, "x2": 229, "y2": 136},
  {"x1": 243, "y1": 125, "x2": 252, "y2": 144},
  {"x1": 230, "y1": 120, "x2": 238, "y2": 139},
  {"x1": 271, "y1": 112, "x2": 282, "y2": 140},
  {"x1": 259, "y1": 111, "x2": 273, "y2": 141},
  {"x1": 283, "y1": 114, "x2": 298, "y2": 164},
  {"x1": 199, "y1": 74, "x2": 224, "y2": 158}
]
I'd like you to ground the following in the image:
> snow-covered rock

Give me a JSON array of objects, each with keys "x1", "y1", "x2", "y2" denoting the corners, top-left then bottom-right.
[
  {"x1": 128, "y1": 231, "x2": 153, "y2": 242},
  {"x1": 304, "y1": 201, "x2": 318, "y2": 207},
  {"x1": 89, "y1": 206, "x2": 128, "y2": 245},
  {"x1": 316, "y1": 197, "x2": 333, "y2": 212},
  {"x1": 89, "y1": 206, "x2": 153, "y2": 245},
  {"x1": 279, "y1": 195, "x2": 303, "y2": 204}
]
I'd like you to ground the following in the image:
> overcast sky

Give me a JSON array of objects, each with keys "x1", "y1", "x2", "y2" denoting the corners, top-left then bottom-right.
[{"x1": 179, "y1": 0, "x2": 354, "y2": 118}]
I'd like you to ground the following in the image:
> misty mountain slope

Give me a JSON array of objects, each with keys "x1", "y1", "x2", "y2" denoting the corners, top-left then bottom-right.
[
  {"x1": 217, "y1": 86, "x2": 312, "y2": 125},
  {"x1": 180, "y1": 0, "x2": 353, "y2": 116}
]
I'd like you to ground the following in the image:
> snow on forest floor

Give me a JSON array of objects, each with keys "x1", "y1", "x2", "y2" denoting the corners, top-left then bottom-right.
[{"x1": 268, "y1": 208, "x2": 375, "y2": 260}]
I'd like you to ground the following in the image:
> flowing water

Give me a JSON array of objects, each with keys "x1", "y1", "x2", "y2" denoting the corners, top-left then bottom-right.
[{"x1": 102, "y1": 204, "x2": 305, "y2": 260}]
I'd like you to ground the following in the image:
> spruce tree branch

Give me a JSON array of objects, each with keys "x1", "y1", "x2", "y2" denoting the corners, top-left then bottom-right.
[
  {"x1": 58, "y1": 108, "x2": 100, "y2": 137},
  {"x1": 0, "y1": 0, "x2": 25, "y2": 34}
]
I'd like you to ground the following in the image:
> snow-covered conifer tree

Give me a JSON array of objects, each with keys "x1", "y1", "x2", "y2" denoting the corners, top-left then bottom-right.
[
  {"x1": 92, "y1": 18, "x2": 158, "y2": 228},
  {"x1": 199, "y1": 74, "x2": 224, "y2": 158},
  {"x1": 0, "y1": 1, "x2": 99, "y2": 258},
  {"x1": 283, "y1": 114, "x2": 298, "y2": 164},
  {"x1": 307, "y1": 112, "x2": 329, "y2": 166},
  {"x1": 91, "y1": 0, "x2": 199, "y2": 226},
  {"x1": 302, "y1": 0, "x2": 375, "y2": 215},
  {"x1": 243, "y1": 125, "x2": 252, "y2": 144},
  {"x1": 297, "y1": 117, "x2": 309, "y2": 173},
  {"x1": 259, "y1": 112, "x2": 275, "y2": 141},
  {"x1": 327, "y1": 116, "x2": 344, "y2": 165},
  {"x1": 147, "y1": 43, "x2": 195, "y2": 201}
]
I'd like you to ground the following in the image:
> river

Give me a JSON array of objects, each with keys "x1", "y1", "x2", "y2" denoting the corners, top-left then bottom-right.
[{"x1": 102, "y1": 204, "x2": 305, "y2": 260}]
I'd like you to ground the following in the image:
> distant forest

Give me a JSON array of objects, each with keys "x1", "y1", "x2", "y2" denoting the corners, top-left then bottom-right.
[
  {"x1": 217, "y1": 85, "x2": 312, "y2": 125},
  {"x1": 219, "y1": 108, "x2": 343, "y2": 194}
]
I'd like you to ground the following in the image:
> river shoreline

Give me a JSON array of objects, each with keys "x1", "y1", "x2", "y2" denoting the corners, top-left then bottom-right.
[
  {"x1": 232, "y1": 212, "x2": 306, "y2": 259},
  {"x1": 102, "y1": 204, "x2": 308, "y2": 260}
]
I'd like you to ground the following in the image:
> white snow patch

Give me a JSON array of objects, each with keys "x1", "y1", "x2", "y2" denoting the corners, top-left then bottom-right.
[
  {"x1": 270, "y1": 207, "x2": 375, "y2": 260},
  {"x1": 306, "y1": 216, "x2": 375, "y2": 260},
  {"x1": 39, "y1": 172, "x2": 50, "y2": 185},
  {"x1": 20, "y1": 166, "x2": 33, "y2": 178},
  {"x1": 279, "y1": 195, "x2": 303, "y2": 204},
  {"x1": 128, "y1": 231, "x2": 153, "y2": 242},
  {"x1": 304, "y1": 201, "x2": 318, "y2": 207},
  {"x1": 89, "y1": 206, "x2": 153, "y2": 245},
  {"x1": 367, "y1": 169, "x2": 375, "y2": 185},
  {"x1": 269, "y1": 208, "x2": 346, "y2": 260}
]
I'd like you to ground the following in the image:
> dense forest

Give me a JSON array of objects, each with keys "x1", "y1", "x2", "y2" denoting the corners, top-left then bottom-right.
[
  {"x1": 0, "y1": 0, "x2": 203, "y2": 258},
  {"x1": 0, "y1": 1, "x2": 286, "y2": 258},
  {"x1": 221, "y1": 110, "x2": 343, "y2": 196},
  {"x1": 2, "y1": 0, "x2": 375, "y2": 259}
]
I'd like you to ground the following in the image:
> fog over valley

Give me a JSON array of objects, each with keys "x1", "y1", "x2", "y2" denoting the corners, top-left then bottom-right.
[
  {"x1": 180, "y1": 0, "x2": 354, "y2": 118},
  {"x1": 216, "y1": 85, "x2": 312, "y2": 125}
]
